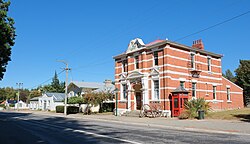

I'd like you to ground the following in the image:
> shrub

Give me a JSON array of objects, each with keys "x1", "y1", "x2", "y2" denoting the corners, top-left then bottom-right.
[
  {"x1": 9, "y1": 104, "x2": 15, "y2": 107},
  {"x1": 184, "y1": 98, "x2": 210, "y2": 119},
  {"x1": 100, "y1": 103, "x2": 115, "y2": 113},
  {"x1": 56, "y1": 106, "x2": 79, "y2": 114},
  {"x1": 178, "y1": 110, "x2": 189, "y2": 120},
  {"x1": 56, "y1": 106, "x2": 64, "y2": 113},
  {"x1": 0, "y1": 104, "x2": 6, "y2": 109}
]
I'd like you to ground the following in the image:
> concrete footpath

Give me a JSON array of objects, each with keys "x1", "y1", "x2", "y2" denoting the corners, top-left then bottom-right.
[{"x1": 6, "y1": 110, "x2": 250, "y2": 135}]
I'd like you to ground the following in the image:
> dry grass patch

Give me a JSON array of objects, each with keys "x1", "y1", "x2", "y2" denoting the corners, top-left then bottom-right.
[{"x1": 207, "y1": 108, "x2": 250, "y2": 121}]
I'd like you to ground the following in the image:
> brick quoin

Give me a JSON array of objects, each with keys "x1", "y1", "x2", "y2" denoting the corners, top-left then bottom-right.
[{"x1": 113, "y1": 38, "x2": 243, "y2": 116}]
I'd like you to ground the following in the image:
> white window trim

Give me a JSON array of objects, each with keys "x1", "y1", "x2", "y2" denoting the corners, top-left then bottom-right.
[
  {"x1": 122, "y1": 60, "x2": 127, "y2": 73},
  {"x1": 120, "y1": 82, "x2": 127, "y2": 101},
  {"x1": 207, "y1": 56, "x2": 211, "y2": 72},
  {"x1": 192, "y1": 82, "x2": 196, "y2": 98},
  {"x1": 190, "y1": 52, "x2": 195, "y2": 69},
  {"x1": 213, "y1": 86, "x2": 217, "y2": 100},
  {"x1": 227, "y1": 87, "x2": 231, "y2": 101},
  {"x1": 134, "y1": 55, "x2": 139, "y2": 70},
  {"x1": 153, "y1": 51, "x2": 159, "y2": 67},
  {"x1": 151, "y1": 79, "x2": 160, "y2": 101}
]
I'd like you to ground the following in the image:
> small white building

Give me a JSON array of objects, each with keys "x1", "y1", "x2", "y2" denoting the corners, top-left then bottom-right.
[
  {"x1": 38, "y1": 93, "x2": 65, "y2": 111},
  {"x1": 29, "y1": 97, "x2": 40, "y2": 110},
  {"x1": 15, "y1": 100, "x2": 29, "y2": 110}
]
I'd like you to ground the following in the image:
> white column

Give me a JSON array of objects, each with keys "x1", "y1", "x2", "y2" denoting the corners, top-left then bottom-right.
[
  {"x1": 142, "y1": 76, "x2": 149, "y2": 105},
  {"x1": 127, "y1": 81, "x2": 131, "y2": 111}
]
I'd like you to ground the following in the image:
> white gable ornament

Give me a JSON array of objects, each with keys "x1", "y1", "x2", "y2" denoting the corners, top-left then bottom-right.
[
  {"x1": 126, "y1": 38, "x2": 145, "y2": 53},
  {"x1": 119, "y1": 73, "x2": 127, "y2": 81},
  {"x1": 150, "y1": 67, "x2": 160, "y2": 76}
]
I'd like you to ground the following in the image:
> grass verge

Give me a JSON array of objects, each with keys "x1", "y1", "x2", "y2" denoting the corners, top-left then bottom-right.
[{"x1": 206, "y1": 108, "x2": 250, "y2": 121}]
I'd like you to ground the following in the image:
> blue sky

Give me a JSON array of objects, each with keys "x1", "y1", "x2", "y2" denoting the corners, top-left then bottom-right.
[{"x1": 1, "y1": 0, "x2": 249, "y2": 89}]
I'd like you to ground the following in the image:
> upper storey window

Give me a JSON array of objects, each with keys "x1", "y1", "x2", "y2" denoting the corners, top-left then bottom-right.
[
  {"x1": 207, "y1": 57, "x2": 211, "y2": 71},
  {"x1": 122, "y1": 60, "x2": 128, "y2": 72},
  {"x1": 135, "y1": 56, "x2": 139, "y2": 69},
  {"x1": 190, "y1": 53, "x2": 195, "y2": 69},
  {"x1": 153, "y1": 51, "x2": 158, "y2": 66}
]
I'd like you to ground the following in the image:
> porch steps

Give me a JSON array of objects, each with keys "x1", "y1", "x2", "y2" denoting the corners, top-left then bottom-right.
[{"x1": 122, "y1": 110, "x2": 140, "y2": 117}]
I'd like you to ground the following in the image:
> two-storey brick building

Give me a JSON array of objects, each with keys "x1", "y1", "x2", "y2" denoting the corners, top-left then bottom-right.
[{"x1": 113, "y1": 38, "x2": 243, "y2": 116}]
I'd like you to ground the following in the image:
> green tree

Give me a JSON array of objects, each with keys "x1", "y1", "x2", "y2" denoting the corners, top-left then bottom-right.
[
  {"x1": 0, "y1": 0, "x2": 16, "y2": 80},
  {"x1": 83, "y1": 90, "x2": 114, "y2": 114},
  {"x1": 0, "y1": 88, "x2": 6, "y2": 101},
  {"x1": 19, "y1": 89, "x2": 30, "y2": 102},
  {"x1": 27, "y1": 89, "x2": 41, "y2": 103},
  {"x1": 4, "y1": 87, "x2": 16, "y2": 100},
  {"x1": 40, "y1": 71, "x2": 65, "y2": 93},
  {"x1": 235, "y1": 60, "x2": 250, "y2": 106},
  {"x1": 223, "y1": 69, "x2": 236, "y2": 83}
]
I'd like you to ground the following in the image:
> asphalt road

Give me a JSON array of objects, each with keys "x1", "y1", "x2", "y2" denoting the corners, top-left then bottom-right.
[{"x1": 0, "y1": 112, "x2": 250, "y2": 144}]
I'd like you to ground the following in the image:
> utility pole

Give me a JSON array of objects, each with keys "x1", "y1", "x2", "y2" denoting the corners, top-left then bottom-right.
[
  {"x1": 16, "y1": 82, "x2": 23, "y2": 111},
  {"x1": 57, "y1": 60, "x2": 71, "y2": 116}
]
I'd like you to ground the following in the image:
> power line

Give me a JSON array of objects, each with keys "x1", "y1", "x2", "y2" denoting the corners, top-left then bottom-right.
[
  {"x1": 29, "y1": 70, "x2": 65, "y2": 90},
  {"x1": 28, "y1": 9, "x2": 250, "y2": 88},
  {"x1": 174, "y1": 10, "x2": 250, "y2": 42}
]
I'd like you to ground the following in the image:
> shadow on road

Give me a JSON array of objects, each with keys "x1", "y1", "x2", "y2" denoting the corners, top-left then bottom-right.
[{"x1": 0, "y1": 111, "x2": 128, "y2": 144}]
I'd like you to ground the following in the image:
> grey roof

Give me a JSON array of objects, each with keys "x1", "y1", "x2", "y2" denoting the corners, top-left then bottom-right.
[
  {"x1": 70, "y1": 81, "x2": 104, "y2": 89},
  {"x1": 30, "y1": 96, "x2": 41, "y2": 101},
  {"x1": 69, "y1": 81, "x2": 115, "y2": 93},
  {"x1": 94, "y1": 84, "x2": 115, "y2": 93},
  {"x1": 171, "y1": 86, "x2": 189, "y2": 93},
  {"x1": 113, "y1": 39, "x2": 223, "y2": 59},
  {"x1": 45, "y1": 92, "x2": 65, "y2": 102}
]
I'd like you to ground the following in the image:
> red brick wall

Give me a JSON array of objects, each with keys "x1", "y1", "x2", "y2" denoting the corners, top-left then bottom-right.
[{"x1": 114, "y1": 42, "x2": 244, "y2": 111}]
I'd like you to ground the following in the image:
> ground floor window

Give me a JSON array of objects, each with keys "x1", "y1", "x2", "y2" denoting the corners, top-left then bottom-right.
[
  {"x1": 122, "y1": 84, "x2": 127, "y2": 100},
  {"x1": 192, "y1": 82, "x2": 196, "y2": 98},
  {"x1": 227, "y1": 87, "x2": 230, "y2": 101},
  {"x1": 213, "y1": 86, "x2": 216, "y2": 99},
  {"x1": 153, "y1": 80, "x2": 159, "y2": 100}
]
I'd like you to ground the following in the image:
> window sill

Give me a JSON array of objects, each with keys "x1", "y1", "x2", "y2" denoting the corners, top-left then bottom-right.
[
  {"x1": 208, "y1": 71, "x2": 213, "y2": 75},
  {"x1": 150, "y1": 100, "x2": 160, "y2": 103},
  {"x1": 227, "y1": 100, "x2": 232, "y2": 103},
  {"x1": 119, "y1": 100, "x2": 127, "y2": 103},
  {"x1": 206, "y1": 99, "x2": 224, "y2": 103}
]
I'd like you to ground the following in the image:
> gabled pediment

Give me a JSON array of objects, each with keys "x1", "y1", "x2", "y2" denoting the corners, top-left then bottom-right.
[
  {"x1": 127, "y1": 71, "x2": 144, "y2": 79},
  {"x1": 126, "y1": 38, "x2": 145, "y2": 53},
  {"x1": 150, "y1": 67, "x2": 159, "y2": 76},
  {"x1": 119, "y1": 73, "x2": 127, "y2": 81},
  {"x1": 42, "y1": 94, "x2": 48, "y2": 98}
]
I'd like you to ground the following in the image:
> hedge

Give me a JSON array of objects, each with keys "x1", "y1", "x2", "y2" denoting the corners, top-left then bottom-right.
[
  {"x1": 100, "y1": 103, "x2": 115, "y2": 113},
  {"x1": 56, "y1": 106, "x2": 79, "y2": 114}
]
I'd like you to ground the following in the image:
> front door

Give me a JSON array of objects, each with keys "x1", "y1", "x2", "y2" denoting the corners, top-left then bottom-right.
[{"x1": 136, "y1": 92, "x2": 142, "y2": 110}]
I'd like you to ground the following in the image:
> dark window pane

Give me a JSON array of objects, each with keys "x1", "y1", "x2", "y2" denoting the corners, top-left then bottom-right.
[
  {"x1": 174, "y1": 98, "x2": 178, "y2": 108},
  {"x1": 154, "y1": 51, "x2": 158, "y2": 66}
]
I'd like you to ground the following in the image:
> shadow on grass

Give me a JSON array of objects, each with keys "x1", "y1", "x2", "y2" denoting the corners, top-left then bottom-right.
[{"x1": 233, "y1": 114, "x2": 250, "y2": 122}]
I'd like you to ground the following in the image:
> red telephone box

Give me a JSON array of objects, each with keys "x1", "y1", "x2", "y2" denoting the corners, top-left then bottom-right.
[{"x1": 171, "y1": 86, "x2": 189, "y2": 117}]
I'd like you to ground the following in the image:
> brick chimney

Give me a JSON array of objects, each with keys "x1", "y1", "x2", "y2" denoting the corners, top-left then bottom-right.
[{"x1": 192, "y1": 39, "x2": 204, "y2": 50}]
